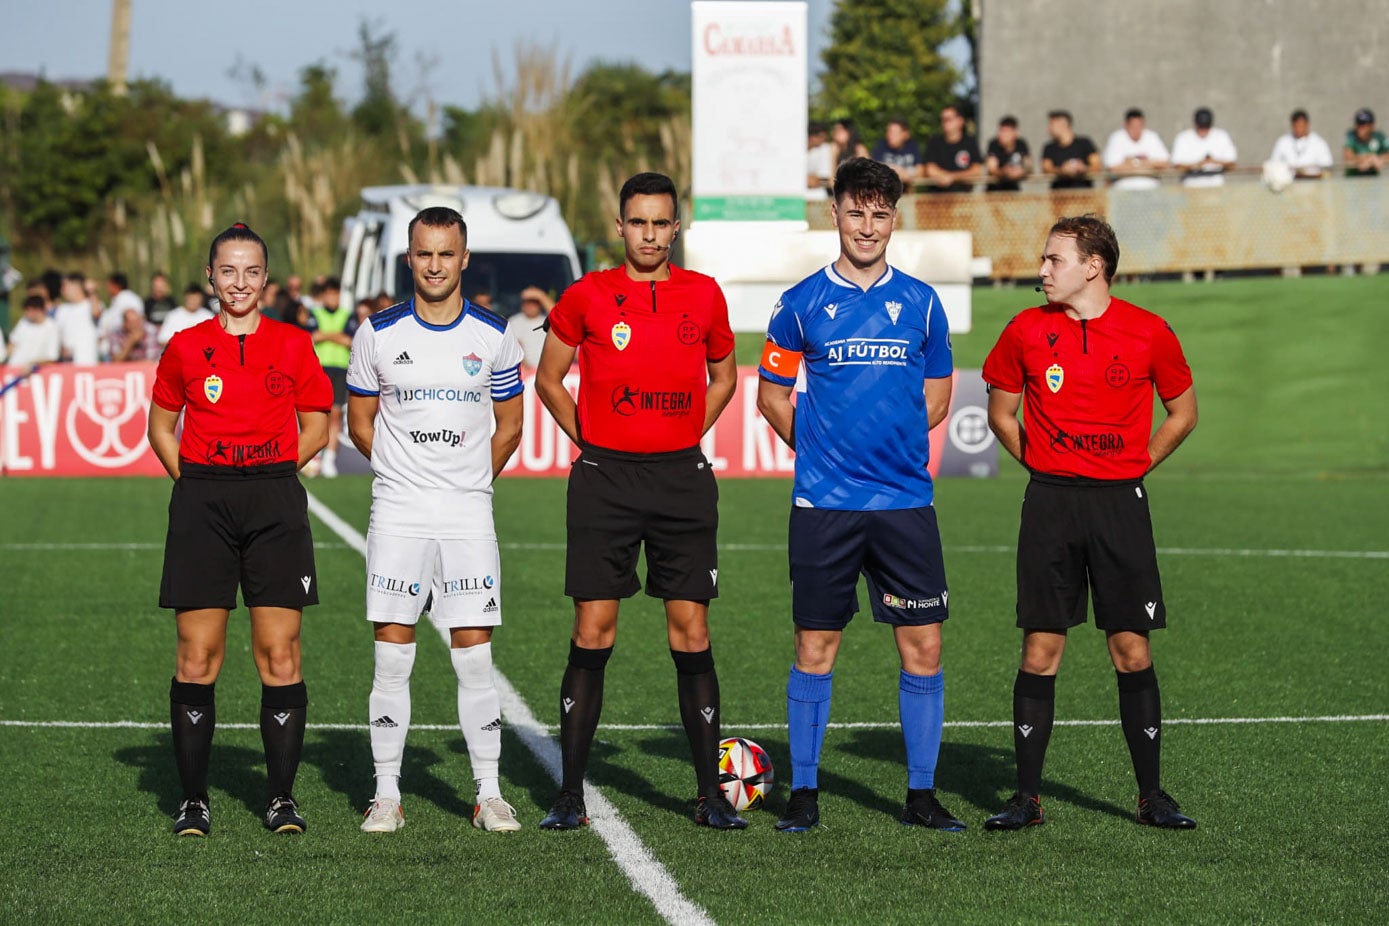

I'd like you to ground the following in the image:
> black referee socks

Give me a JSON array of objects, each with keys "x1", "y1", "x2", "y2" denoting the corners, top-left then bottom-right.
[
  {"x1": 170, "y1": 677, "x2": 215, "y2": 800},
  {"x1": 672, "y1": 648, "x2": 721, "y2": 800},
  {"x1": 1012, "y1": 670, "x2": 1055, "y2": 798},
  {"x1": 1117, "y1": 666, "x2": 1162, "y2": 795},
  {"x1": 559, "y1": 643, "x2": 612, "y2": 795},
  {"x1": 260, "y1": 681, "x2": 307, "y2": 800}
]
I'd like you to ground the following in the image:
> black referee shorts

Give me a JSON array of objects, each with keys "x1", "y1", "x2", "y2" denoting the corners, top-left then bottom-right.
[
  {"x1": 564, "y1": 444, "x2": 719, "y2": 602},
  {"x1": 160, "y1": 462, "x2": 319, "y2": 612},
  {"x1": 1015, "y1": 474, "x2": 1165, "y2": 632},
  {"x1": 324, "y1": 367, "x2": 348, "y2": 407}
]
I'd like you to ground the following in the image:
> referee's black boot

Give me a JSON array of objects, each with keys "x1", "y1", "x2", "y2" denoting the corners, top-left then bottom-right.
[
  {"x1": 694, "y1": 793, "x2": 747, "y2": 830},
  {"x1": 1137, "y1": 789, "x2": 1197, "y2": 829},
  {"x1": 900, "y1": 788, "x2": 966, "y2": 831},
  {"x1": 984, "y1": 793, "x2": 1044, "y2": 831},
  {"x1": 264, "y1": 794, "x2": 307, "y2": 834},
  {"x1": 173, "y1": 795, "x2": 211, "y2": 837}
]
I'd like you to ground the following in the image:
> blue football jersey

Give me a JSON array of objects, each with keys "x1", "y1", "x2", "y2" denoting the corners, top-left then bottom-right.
[{"x1": 759, "y1": 264, "x2": 953, "y2": 510}]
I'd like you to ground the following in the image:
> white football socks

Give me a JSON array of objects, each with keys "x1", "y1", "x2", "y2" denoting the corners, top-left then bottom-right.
[
  {"x1": 369, "y1": 641, "x2": 416, "y2": 802},
  {"x1": 451, "y1": 642, "x2": 502, "y2": 801}
]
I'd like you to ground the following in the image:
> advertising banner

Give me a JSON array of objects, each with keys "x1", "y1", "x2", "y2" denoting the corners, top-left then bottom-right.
[
  {"x1": 691, "y1": 1, "x2": 808, "y2": 223},
  {"x1": 0, "y1": 364, "x2": 997, "y2": 479}
]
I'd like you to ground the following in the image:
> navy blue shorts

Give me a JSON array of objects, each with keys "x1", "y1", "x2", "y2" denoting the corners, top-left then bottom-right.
[{"x1": 788, "y1": 506, "x2": 949, "y2": 630}]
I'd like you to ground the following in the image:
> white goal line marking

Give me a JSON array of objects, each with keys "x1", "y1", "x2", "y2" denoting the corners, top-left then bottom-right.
[
  {"x1": 302, "y1": 491, "x2": 715, "y2": 926},
  {"x1": 4, "y1": 714, "x2": 1384, "y2": 733},
  {"x1": 7, "y1": 541, "x2": 1385, "y2": 560}
]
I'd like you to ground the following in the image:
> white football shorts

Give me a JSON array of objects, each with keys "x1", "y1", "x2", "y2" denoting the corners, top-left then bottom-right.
[{"x1": 365, "y1": 532, "x2": 502, "y2": 629}]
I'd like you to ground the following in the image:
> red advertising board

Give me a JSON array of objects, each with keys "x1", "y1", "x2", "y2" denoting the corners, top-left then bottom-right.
[
  {"x1": 1, "y1": 363, "x2": 166, "y2": 476},
  {"x1": 1, "y1": 364, "x2": 996, "y2": 478}
]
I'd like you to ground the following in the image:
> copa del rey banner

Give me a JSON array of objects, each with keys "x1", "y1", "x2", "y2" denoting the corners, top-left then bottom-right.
[
  {"x1": 1, "y1": 363, "x2": 165, "y2": 476},
  {"x1": 0, "y1": 364, "x2": 997, "y2": 478}
]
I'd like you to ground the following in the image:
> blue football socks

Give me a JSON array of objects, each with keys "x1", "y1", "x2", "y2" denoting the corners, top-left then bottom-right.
[
  {"x1": 786, "y1": 665, "x2": 833, "y2": 791},
  {"x1": 899, "y1": 669, "x2": 944, "y2": 790}
]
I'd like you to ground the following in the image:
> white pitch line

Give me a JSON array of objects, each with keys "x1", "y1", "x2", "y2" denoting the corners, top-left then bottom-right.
[
  {"x1": 302, "y1": 490, "x2": 715, "y2": 926},
  {"x1": 5, "y1": 713, "x2": 1386, "y2": 733},
  {"x1": 0, "y1": 542, "x2": 351, "y2": 551}
]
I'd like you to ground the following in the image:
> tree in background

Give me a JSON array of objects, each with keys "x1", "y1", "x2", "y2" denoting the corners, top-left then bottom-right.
[{"x1": 817, "y1": 0, "x2": 963, "y2": 145}]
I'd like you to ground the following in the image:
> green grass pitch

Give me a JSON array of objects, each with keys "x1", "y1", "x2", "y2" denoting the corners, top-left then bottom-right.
[{"x1": 1, "y1": 275, "x2": 1386, "y2": 924}]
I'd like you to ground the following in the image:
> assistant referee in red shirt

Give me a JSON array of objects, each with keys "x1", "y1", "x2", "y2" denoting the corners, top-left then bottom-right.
[
  {"x1": 533, "y1": 172, "x2": 744, "y2": 830},
  {"x1": 147, "y1": 223, "x2": 332, "y2": 837},
  {"x1": 981, "y1": 215, "x2": 1199, "y2": 831}
]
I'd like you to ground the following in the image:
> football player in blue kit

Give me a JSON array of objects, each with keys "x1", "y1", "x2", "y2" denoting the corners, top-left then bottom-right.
[{"x1": 757, "y1": 157, "x2": 965, "y2": 833}]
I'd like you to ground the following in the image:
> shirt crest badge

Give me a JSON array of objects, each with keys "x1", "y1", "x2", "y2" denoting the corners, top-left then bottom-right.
[
  {"x1": 885, "y1": 301, "x2": 902, "y2": 324},
  {"x1": 611, "y1": 321, "x2": 632, "y2": 351},
  {"x1": 203, "y1": 374, "x2": 223, "y2": 404},
  {"x1": 1046, "y1": 364, "x2": 1064, "y2": 393},
  {"x1": 462, "y1": 352, "x2": 483, "y2": 376}
]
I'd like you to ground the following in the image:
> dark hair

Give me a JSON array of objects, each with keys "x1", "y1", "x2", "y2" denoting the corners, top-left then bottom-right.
[
  {"x1": 322, "y1": 276, "x2": 341, "y2": 291},
  {"x1": 808, "y1": 121, "x2": 828, "y2": 136},
  {"x1": 184, "y1": 283, "x2": 204, "y2": 296},
  {"x1": 109, "y1": 272, "x2": 129, "y2": 290},
  {"x1": 23, "y1": 294, "x2": 47, "y2": 312},
  {"x1": 832, "y1": 157, "x2": 904, "y2": 209},
  {"x1": 1050, "y1": 214, "x2": 1120, "y2": 283},
  {"x1": 41, "y1": 269, "x2": 62, "y2": 301},
  {"x1": 998, "y1": 115, "x2": 1019, "y2": 128},
  {"x1": 1047, "y1": 110, "x2": 1072, "y2": 124},
  {"x1": 618, "y1": 172, "x2": 679, "y2": 218},
  {"x1": 206, "y1": 223, "x2": 268, "y2": 269},
  {"x1": 407, "y1": 206, "x2": 467, "y2": 247},
  {"x1": 1291, "y1": 108, "x2": 1309, "y2": 122},
  {"x1": 1124, "y1": 107, "x2": 1144, "y2": 121},
  {"x1": 64, "y1": 272, "x2": 85, "y2": 285}
]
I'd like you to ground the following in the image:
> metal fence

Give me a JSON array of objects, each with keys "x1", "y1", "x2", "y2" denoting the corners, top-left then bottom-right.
[{"x1": 805, "y1": 174, "x2": 1389, "y2": 279}]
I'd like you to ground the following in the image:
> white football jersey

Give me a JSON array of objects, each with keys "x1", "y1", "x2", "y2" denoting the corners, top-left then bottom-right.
[{"x1": 347, "y1": 299, "x2": 524, "y2": 539}]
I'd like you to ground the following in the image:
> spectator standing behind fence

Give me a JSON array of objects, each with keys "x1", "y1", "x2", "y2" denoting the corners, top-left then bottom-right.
[
  {"x1": 159, "y1": 284, "x2": 216, "y2": 348},
  {"x1": 832, "y1": 119, "x2": 870, "y2": 168},
  {"x1": 807, "y1": 122, "x2": 834, "y2": 199},
  {"x1": 1042, "y1": 111, "x2": 1101, "y2": 189},
  {"x1": 1102, "y1": 108, "x2": 1169, "y2": 191},
  {"x1": 9, "y1": 295, "x2": 61, "y2": 368},
  {"x1": 505, "y1": 286, "x2": 551, "y2": 371},
  {"x1": 107, "y1": 305, "x2": 161, "y2": 362},
  {"x1": 54, "y1": 273, "x2": 100, "y2": 364},
  {"x1": 146, "y1": 272, "x2": 177, "y2": 325},
  {"x1": 1344, "y1": 108, "x2": 1386, "y2": 177},
  {"x1": 872, "y1": 118, "x2": 924, "y2": 185},
  {"x1": 986, "y1": 116, "x2": 1032, "y2": 192},
  {"x1": 922, "y1": 105, "x2": 984, "y2": 193},
  {"x1": 1269, "y1": 109, "x2": 1335, "y2": 179},
  {"x1": 99, "y1": 273, "x2": 145, "y2": 358},
  {"x1": 1171, "y1": 108, "x2": 1237, "y2": 188}
]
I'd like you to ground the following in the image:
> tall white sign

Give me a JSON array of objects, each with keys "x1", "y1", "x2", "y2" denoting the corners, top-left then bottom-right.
[{"x1": 691, "y1": 1, "x2": 808, "y2": 223}]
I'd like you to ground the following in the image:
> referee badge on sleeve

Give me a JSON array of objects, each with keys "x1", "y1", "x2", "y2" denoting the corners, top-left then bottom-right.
[
  {"x1": 1045, "y1": 364, "x2": 1064, "y2": 393},
  {"x1": 611, "y1": 321, "x2": 631, "y2": 351},
  {"x1": 204, "y1": 375, "x2": 224, "y2": 403}
]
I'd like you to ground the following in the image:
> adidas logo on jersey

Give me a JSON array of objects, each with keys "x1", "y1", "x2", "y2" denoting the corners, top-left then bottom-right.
[
  {"x1": 481, "y1": 717, "x2": 502, "y2": 732},
  {"x1": 482, "y1": 597, "x2": 498, "y2": 614},
  {"x1": 370, "y1": 715, "x2": 399, "y2": 728},
  {"x1": 393, "y1": 351, "x2": 412, "y2": 365}
]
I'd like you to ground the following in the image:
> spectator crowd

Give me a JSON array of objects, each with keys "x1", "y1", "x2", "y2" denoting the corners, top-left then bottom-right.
[{"x1": 808, "y1": 105, "x2": 1385, "y2": 194}]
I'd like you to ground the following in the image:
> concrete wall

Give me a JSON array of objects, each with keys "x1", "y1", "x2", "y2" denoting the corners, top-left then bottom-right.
[{"x1": 978, "y1": 0, "x2": 1387, "y2": 169}]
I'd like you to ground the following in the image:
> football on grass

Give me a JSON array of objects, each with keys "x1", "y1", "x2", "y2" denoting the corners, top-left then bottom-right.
[{"x1": 717, "y1": 736, "x2": 775, "y2": 811}]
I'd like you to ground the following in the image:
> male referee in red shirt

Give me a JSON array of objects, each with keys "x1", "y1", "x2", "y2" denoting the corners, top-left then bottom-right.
[
  {"x1": 533, "y1": 172, "x2": 744, "y2": 830},
  {"x1": 981, "y1": 214, "x2": 1199, "y2": 830}
]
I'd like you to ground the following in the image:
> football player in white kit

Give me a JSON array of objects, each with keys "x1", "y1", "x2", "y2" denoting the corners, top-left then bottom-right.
[{"x1": 346, "y1": 206, "x2": 525, "y2": 833}]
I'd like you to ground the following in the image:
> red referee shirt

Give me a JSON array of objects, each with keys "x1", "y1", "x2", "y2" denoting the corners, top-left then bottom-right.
[
  {"x1": 548, "y1": 265, "x2": 735, "y2": 453},
  {"x1": 152, "y1": 317, "x2": 333, "y2": 467},
  {"x1": 981, "y1": 298, "x2": 1192, "y2": 479}
]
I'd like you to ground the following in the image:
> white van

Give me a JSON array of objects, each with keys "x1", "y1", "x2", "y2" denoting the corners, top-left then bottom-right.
[{"x1": 337, "y1": 184, "x2": 582, "y2": 316}]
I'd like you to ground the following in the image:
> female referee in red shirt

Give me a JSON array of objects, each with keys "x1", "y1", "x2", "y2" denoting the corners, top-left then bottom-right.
[{"x1": 147, "y1": 223, "x2": 332, "y2": 837}]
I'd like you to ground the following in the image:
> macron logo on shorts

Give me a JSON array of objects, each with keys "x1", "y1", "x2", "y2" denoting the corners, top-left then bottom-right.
[
  {"x1": 709, "y1": 568, "x2": 718, "y2": 586},
  {"x1": 301, "y1": 576, "x2": 312, "y2": 593}
]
